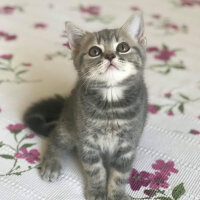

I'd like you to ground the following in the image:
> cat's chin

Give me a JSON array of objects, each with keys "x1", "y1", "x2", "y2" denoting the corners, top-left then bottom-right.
[
  {"x1": 96, "y1": 69, "x2": 132, "y2": 86},
  {"x1": 103, "y1": 64, "x2": 119, "y2": 74},
  {"x1": 87, "y1": 62, "x2": 137, "y2": 86}
]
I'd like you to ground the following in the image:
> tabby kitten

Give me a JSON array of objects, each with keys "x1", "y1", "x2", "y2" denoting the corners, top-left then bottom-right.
[{"x1": 24, "y1": 12, "x2": 148, "y2": 200}]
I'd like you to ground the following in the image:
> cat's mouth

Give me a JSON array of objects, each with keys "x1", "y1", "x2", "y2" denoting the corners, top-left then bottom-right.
[{"x1": 103, "y1": 63, "x2": 119, "y2": 74}]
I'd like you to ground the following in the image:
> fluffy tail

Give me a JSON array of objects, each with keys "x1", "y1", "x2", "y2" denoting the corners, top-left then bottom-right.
[{"x1": 23, "y1": 95, "x2": 65, "y2": 137}]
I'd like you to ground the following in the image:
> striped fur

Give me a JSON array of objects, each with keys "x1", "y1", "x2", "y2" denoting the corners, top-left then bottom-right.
[{"x1": 24, "y1": 12, "x2": 148, "y2": 200}]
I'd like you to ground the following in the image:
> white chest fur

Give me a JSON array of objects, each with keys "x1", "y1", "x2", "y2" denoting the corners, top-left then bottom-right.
[{"x1": 101, "y1": 86, "x2": 124, "y2": 102}]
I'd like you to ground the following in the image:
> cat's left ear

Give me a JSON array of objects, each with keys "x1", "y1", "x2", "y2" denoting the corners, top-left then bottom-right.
[
  {"x1": 65, "y1": 22, "x2": 85, "y2": 49},
  {"x1": 121, "y1": 12, "x2": 146, "y2": 47}
]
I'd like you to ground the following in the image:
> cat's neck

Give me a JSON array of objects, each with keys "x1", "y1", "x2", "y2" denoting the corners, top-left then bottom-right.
[
  {"x1": 80, "y1": 74, "x2": 143, "y2": 107},
  {"x1": 80, "y1": 73, "x2": 142, "y2": 90}
]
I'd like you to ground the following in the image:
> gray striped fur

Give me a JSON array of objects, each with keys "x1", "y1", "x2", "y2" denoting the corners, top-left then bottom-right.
[{"x1": 39, "y1": 12, "x2": 148, "y2": 200}]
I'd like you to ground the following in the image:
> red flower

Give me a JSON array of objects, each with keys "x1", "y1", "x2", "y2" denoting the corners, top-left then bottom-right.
[
  {"x1": 164, "y1": 92, "x2": 172, "y2": 98},
  {"x1": 181, "y1": 0, "x2": 196, "y2": 6},
  {"x1": 190, "y1": 129, "x2": 200, "y2": 135},
  {"x1": 154, "y1": 49, "x2": 176, "y2": 61},
  {"x1": 5, "y1": 34, "x2": 17, "y2": 41},
  {"x1": 7, "y1": 123, "x2": 26, "y2": 134},
  {"x1": 0, "y1": 54, "x2": 13, "y2": 59},
  {"x1": 165, "y1": 23, "x2": 179, "y2": 30},
  {"x1": 0, "y1": 6, "x2": 15, "y2": 14},
  {"x1": 22, "y1": 63, "x2": 32, "y2": 67},
  {"x1": 63, "y1": 42, "x2": 71, "y2": 49},
  {"x1": 147, "y1": 46, "x2": 159, "y2": 53},
  {"x1": 131, "y1": 6, "x2": 140, "y2": 11},
  {"x1": 167, "y1": 111, "x2": 174, "y2": 116},
  {"x1": 34, "y1": 23, "x2": 47, "y2": 29},
  {"x1": 0, "y1": 31, "x2": 7, "y2": 37},
  {"x1": 152, "y1": 160, "x2": 178, "y2": 176},
  {"x1": 129, "y1": 169, "x2": 151, "y2": 191},
  {"x1": 149, "y1": 172, "x2": 169, "y2": 190},
  {"x1": 14, "y1": 147, "x2": 40, "y2": 164},
  {"x1": 148, "y1": 104, "x2": 160, "y2": 114},
  {"x1": 80, "y1": 6, "x2": 100, "y2": 16},
  {"x1": 27, "y1": 133, "x2": 35, "y2": 138}
]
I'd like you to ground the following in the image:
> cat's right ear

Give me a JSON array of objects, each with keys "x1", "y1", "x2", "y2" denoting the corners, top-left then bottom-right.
[
  {"x1": 65, "y1": 22, "x2": 85, "y2": 49},
  {"x1": 120, "y1": 12, "x2": 146, "y2": 47}
]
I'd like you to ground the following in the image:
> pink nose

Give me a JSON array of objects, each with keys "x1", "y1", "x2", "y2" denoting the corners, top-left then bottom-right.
[{"x1": 104, "y1": 53, "x2": 116, "y2": 61}]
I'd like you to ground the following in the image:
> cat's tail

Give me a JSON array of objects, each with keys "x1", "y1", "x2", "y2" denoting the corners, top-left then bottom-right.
[{"x1": 23, "y1": 95, "x2": 65, "y2": 137}]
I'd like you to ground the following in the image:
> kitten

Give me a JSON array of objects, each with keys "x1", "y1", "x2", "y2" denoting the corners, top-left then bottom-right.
[{"x1": 24, "y1": 12, "x2": 148, "y2": 200}]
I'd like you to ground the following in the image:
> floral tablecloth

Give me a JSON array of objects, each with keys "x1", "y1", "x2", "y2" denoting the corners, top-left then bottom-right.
[{"x1": 0, "y1": 0, "x2": 200, "y2": 200}]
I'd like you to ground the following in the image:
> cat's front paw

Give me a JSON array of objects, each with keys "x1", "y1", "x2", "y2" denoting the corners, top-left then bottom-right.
[
  {"x1": 40, "y1": 157, "x2": 62, "y2": 182},
  {"x1": 87, "y1": 191, "x2": 107, "y2": 200}
]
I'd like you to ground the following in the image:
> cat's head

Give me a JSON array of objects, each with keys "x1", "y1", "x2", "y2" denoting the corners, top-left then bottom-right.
[{"x1": 65, "y1": 12, "x2": 146, "y2": 86}]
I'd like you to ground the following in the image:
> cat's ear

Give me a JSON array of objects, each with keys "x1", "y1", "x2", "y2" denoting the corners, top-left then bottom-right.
[
  {"x1": 121, "y1": 12, "x2": 146, "y2": 46},
  {"x1": 65, "y1": 22, "x2": 85, "y2": 49}
]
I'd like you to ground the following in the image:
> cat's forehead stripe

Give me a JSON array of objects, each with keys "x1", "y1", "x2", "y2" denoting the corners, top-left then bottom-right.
[{"x1": 95, "y1": 29, "x2": 119, "y2": 44}]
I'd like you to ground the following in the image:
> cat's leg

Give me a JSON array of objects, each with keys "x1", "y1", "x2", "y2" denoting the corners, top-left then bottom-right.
[
  {"x1": 79, "y1": 144, "x2": 107, "y2": 200},
  {"x1": 108, "y1": 146, "x2": 135, "y2": 200},
  {"x1": 40, "y1": 128, "x2": 75, "y2": 182}
]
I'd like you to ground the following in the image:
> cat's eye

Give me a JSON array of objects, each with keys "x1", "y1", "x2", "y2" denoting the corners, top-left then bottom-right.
[
  {"x1": 88, "y1": 46, "x2": 102, "y2": 57},
  {"x1": 117, "y1": 42, "x2": 130, "y2": 53}
]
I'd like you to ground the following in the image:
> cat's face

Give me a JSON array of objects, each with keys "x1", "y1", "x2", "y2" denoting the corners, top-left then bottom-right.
[{"x1": 66, "y1": 12, "x2": 146, "y2": 86}]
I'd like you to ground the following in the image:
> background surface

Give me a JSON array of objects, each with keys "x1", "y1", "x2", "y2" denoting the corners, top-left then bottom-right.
[{"x1": 0, "y1": 0, "x2": 200, "y2": 199}]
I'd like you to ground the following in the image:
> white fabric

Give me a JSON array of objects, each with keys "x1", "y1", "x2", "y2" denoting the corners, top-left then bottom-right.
[{"x1": 0, "y1": 0, "x2": 200, "y2": 199}]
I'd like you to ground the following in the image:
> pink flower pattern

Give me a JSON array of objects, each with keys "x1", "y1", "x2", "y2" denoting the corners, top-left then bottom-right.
[
  {"x1": 34, "y1": 23, "x2": 47, "y2": 29},
  {"x1": 149, "y1": 92, "x2": 200, "y2": 116},
  {"x1": 63, "y1": 42, "x2": 71, "y2": 49},
  {"x1": 129, "y1": 159, "x2": 184, "y2": 199},
  {"x1": 180, "y1": 0, "x2": 200, "y2": 6},
  {"x1": 130, "y1": 6, "x2": 140, "y2": 11},
  {"x1": 6, "y1": 123, "x2": 26, "y2": 133},
  {"x1": 0, "y1": 6, "x2": 16, "y2": 14},
  {"x1": 149, "y1": 13, "x2": 188, "y2": 34},
  {"x1": 14, "y1": 147, "x2": 40, "y2": 164},
  {"x1": 22, "y1": 63, "x2": 32, "y2": 67},
  {"x1": 1, "y1": 122, "x2": 40, "y2": 176},
  {"x1": 149, "y1": 172, "x2": 169, "y2": 189},
  {"x1": 154, "y1": 49, "x2": 176, "y2": 61},
  {"x1": 189, "y1": 129, "x2": 200, "y2": 135},
  {"x1": 27, "y1": 133, "x2": 35, "y2": 138},
  {"x1": 80, "y1": 5, "x2": 100, "y2": 16},
  {"x1": 146, "y1": 46, "x2": 159, "y2": 52},
  {"x1": 148, "y1": 44, "x2": 185, "y2": 74},
  {"x1": 129, "y1": 169, "x2": 151, "y2": 191},
  {"x1": 152, "y1": 160, "x2": 178, "y2": 176},
  {"x1": 0, "y1": 31, "x2": 17, "y2": 41},
  {"x1": 167, "y1": 111, "x2": 175, "y2": 116},
  {"x1": 0, "y1": 54, "x2": 13, "y2": 59},
  {"x1": 77, "y1": 5, "x2": 113, "y2": 24},
  {"x1": 148, "y1": 104, "x2": 160, "y2": 114},
  {"x1": 165, "y1": 92, "x2": 172, "y2": 98}
]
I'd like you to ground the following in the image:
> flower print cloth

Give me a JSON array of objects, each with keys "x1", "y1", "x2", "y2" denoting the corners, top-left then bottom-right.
[{"x1": 0, "y1": 0, "x2": 200, "y2": 199}]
